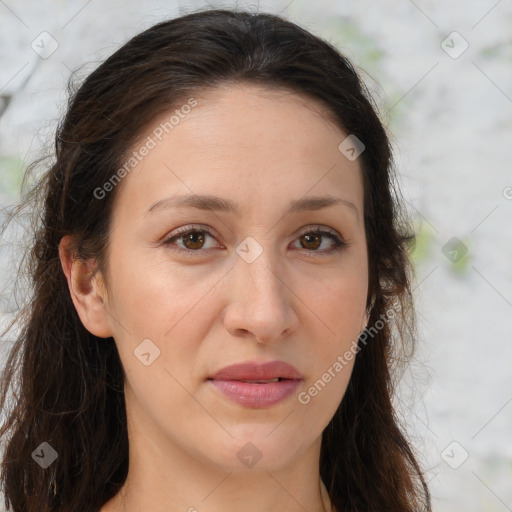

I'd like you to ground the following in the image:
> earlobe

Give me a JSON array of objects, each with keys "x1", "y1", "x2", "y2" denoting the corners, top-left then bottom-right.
[{"x1": 58, "y1": 236, "x2": 114, "y2": 339}]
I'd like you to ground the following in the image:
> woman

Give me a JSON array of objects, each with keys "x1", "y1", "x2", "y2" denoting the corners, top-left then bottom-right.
[{"x1": 0, "y1": 8, "x2": 431, "y2": 512}]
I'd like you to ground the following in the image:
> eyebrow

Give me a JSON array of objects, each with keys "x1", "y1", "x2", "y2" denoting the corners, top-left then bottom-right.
[{"x1": 146, "y1": 193, "x2": 359, "y2": 220}]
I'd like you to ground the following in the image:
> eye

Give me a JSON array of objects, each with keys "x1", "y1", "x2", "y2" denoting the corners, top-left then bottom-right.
[
  {"x1": 161, "y1": 224, "x2": 348, "y2": 256},
  {"x1": 162, "y1": 225, "x2": 220, "y2": 253},
  {"x1": 291, "y1": 226, "x2": 347, "y2": 255}
]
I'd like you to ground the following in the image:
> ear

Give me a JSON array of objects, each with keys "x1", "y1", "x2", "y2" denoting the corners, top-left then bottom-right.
[{"x1": 58, "y1": 235, "x2": 114, "y2": 338}]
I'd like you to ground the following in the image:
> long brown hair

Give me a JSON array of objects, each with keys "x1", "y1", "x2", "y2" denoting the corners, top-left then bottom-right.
[{"x1": 0, "y1": 8, "x2": 431, "y2": 512}]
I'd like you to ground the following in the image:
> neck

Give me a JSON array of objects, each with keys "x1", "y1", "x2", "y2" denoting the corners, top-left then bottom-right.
[
  {"x1": 100, "y1": 385, "x2": 336, "y2": 512},
  {"x1": 108, "y1": 476, "x2": 333, "y2": 512},
  {"x1": 101, "y1": 427, "x2": 334, "y2": 512}
]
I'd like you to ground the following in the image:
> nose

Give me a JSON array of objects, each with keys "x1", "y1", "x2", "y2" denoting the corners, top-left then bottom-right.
[{"x1": 222, "y1": 248, "x2": 299, "y2": 345}]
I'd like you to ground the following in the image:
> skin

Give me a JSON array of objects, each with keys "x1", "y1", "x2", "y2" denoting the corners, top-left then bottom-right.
[{"x1": 59, "y1": 83, "x2": 369, "y2": 512}]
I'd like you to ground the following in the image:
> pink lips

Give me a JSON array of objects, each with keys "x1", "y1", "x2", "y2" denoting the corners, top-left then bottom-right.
[{"x1": 207, "y1": 360, "x2": 303, "y2": 408}]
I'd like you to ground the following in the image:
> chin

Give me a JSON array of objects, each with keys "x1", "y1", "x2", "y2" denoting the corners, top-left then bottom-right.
[{"x1": 199, "y1": 432, "x2": 307, "y2": 473}]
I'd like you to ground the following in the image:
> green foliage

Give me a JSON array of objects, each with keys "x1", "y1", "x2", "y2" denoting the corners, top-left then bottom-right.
[
  {"x1": 0, "y1": 155, "x2": 24, "y2": 201},
  {"x1": 448, "y1": 237, "x2": 471, "y2": 277},
  {"x1": 322, "y1": 16, "x2": 405, "y2": 131},
  {"x1": 410, "y1": 216, "x2": 471, "y2": 277},
  {"x1": 410, "y1": 218, "x2": 436, "y2": 267}
]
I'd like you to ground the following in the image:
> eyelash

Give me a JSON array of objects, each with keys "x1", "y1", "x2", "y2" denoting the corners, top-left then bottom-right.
[{"x1": 161, "y1": 224, "x2": 348, "y2": 257}]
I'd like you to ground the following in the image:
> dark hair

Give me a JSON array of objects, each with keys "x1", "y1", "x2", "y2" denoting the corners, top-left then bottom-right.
[{"x1": 0, "y1": 7, "x2": 430, "y2": 512}]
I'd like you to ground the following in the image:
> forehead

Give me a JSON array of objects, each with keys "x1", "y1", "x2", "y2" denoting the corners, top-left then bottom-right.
[
  {"x1": 132, "y1": 82, "x2": 343, "y2": 157},
  {"x1": 113, "y1": 82, "x2": 363, "y2": 218},
  {"x1": 191, "y1": 81, "x2": 339, "y2": 123}
]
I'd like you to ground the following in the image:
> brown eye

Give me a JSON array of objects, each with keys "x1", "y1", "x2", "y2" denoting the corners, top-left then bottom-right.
[
  {"x1": 182, "y1": 231, "x2": 206, "y2": 250},
  {"x1": 162, "y1": 225, "x2": 347, "y2": 256},
  {"x1": 162, "y1": 227, "x2": 218, "y2": 253},
  {"x1": 291, "y1": 227, "x2": 347, "y2": 254},
  {"x1": 300, "y1": 233, "x2": 322, "y2": 250}
]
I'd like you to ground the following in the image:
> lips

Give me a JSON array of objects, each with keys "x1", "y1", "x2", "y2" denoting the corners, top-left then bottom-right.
[
  {"x1": 207, "y1": 360, "x2": 303, "y2": 382},
  {"x1": 207, "y1": 360, "x2": 303, "y2": 408}
]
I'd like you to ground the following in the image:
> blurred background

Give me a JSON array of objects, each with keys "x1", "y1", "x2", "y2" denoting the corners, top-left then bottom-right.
[{"x1": 0, "y1": 0, "x2": 511, "y2": 510}]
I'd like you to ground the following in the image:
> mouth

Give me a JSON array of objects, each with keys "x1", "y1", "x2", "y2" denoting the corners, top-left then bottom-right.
[
  {"x1": 206, "y1": 361, "x2": 303, "y2": 408},
  {"x1": 207, "y1": 377, "x2": 297, "y2": 383},
  {"x1": 206, "y1": 377, "x2": 302, "y2": 408},
  {"x1": 211, "y1": 377, "x2": 282, "y2": 383},
  {"x1": 207, "y1": 360, "x2": 303, "y2": 382}
]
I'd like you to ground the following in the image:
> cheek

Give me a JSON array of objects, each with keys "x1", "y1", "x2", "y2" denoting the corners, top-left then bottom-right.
[
  {"x1": 295, "y1": 333, "x2": 356, "y2": 442},
  {"x1": 302, "y1": 262, "x2": 366, "y2": 395},
  {"x1": 308, "y1": 262, "x2": 367, "y2": 338},
  {"x1": 105, "y1": 250, "x2": 211, "y2": 376},
  {"x1": 108, "y1": 248, "x2": 205, "y2": 331},
  {"x1": 108, "y1": 252, "x2": 213, "y2": 429}
]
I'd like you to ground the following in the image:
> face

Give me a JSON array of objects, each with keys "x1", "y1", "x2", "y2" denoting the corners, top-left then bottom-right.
[{"x1": 92, "y1": 83, "x2": 368, "y2": 472}]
